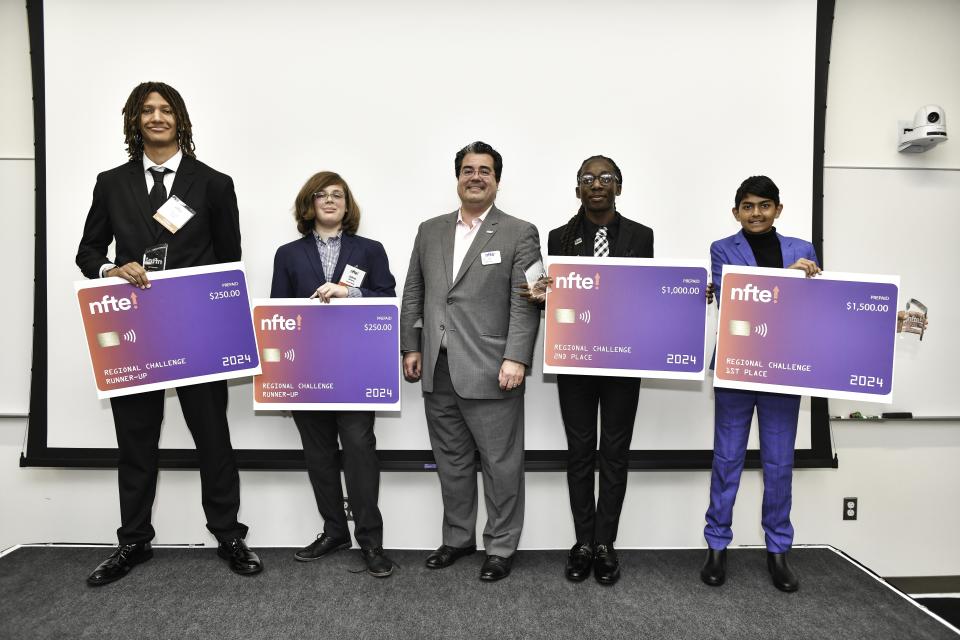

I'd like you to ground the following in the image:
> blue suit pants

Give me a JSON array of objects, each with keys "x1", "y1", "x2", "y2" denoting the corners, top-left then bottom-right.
[{"x1": 704, "y1": 387, "x2": 800, "y2": 553}]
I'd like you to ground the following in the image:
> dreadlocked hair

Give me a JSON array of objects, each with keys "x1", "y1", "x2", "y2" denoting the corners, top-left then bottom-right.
[
  {"x1": 122, "y1": 82, "x2": 196, "y2": 161},
  {"x1": 559, "y1": 155, "x2": 623, "y2": 254},
  {"x1": 577, "y1": 155, "x2": 623, "y2": 184},
  {"x1": 558, "y1": 210, "x2": 585, "y2": 255}
]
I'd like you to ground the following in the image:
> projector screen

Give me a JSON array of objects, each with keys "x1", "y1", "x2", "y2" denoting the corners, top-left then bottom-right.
[{"x1": 27, "y1": 0, "x2": 832, "y2": 468}]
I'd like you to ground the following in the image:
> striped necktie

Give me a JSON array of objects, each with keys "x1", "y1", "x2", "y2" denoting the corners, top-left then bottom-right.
[{"x1": 594, "y1": 226, "x2": 609, "y2": 257}]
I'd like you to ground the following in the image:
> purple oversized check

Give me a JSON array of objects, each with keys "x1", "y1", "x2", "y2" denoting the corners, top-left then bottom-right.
[
  {"x1": 543, "y1": 258, "x2": 709, "y2": 379},
  {"x1": 252, "y1": 299, "x2": 400, "y2": 411},
  {"x1": 75, "y1": 262, "x2": 261, "y2": 399},
  {"x1": 715, "y1": 266, "x2": 899, "y2": 402}
]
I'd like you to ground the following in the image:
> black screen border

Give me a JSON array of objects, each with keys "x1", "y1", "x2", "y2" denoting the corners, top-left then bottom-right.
[{"x1": 21, "y1": 0, "x2": 838, "y2": 471}]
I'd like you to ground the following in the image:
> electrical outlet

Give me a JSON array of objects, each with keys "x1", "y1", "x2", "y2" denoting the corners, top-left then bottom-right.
[
  {"x1": 843, "y1": 497, "x2": 858, "y2": 520},
  {"x1": 343, "y1": 497, "x2": 353, "y2": 521}
]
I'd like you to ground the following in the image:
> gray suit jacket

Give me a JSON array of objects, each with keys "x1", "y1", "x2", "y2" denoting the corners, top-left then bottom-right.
[{"x1": 400, "y1": 206, "x2": 542, "y2": 399}]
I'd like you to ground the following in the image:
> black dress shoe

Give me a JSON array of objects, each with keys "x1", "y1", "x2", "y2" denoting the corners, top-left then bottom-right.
[
  {"x1": 565, "y1": 542, "x2": 593, "y2": 582},
  {"x1": 700, "y1": 548, "x2": 727, "y2": 587},
  {"x1": 361, "y1": 547, "x2": 395, "y2": 578},
  {"x1": 479, "y1": 554, "x2": 513, "y2": 582},
  {"x1": 425, "y1": 544, "x2": 476, "y2": 569},
  {"x1": 767, "y1": 551, "x2": 799, "y2": 592},
  {"x1": 593, "y1": 544, "x2": 620, "y2": 585},
  {"x1": 86, "y1": 542, "x2": 153, "y2": 586},
  {"x1": 217, "y1": 538, "x2": 263, "y2": 575},
  {"x1": 294, "y1": 533, "x2": 351, "y2": 562}
]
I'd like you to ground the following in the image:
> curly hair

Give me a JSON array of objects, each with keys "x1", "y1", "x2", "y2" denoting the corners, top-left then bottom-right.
[
  {"x1": 122, "y1": 82, "x2": 195, "y2": 161},
  {"x1": 293, "y1": 171, "x2": 361, "y2": 236}
]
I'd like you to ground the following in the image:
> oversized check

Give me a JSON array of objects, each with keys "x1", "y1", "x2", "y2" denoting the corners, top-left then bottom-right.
[
  {"x1": 714, "y1": 265, "x2": 899, "y2": 402},
  {"x1": 252, "y1": 298, "x2": 400, "y2": 411},
  {"x1": 75, "y1": 262, "x2": 260, "y2": 399},
  {"x1": 543, "y1": 257, "x2": 709, "y2": 379}
]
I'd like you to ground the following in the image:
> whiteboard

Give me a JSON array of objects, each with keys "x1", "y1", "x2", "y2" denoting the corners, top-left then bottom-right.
[{"x1": 824, "y1": 167, "x2": 960, "y2": 417}]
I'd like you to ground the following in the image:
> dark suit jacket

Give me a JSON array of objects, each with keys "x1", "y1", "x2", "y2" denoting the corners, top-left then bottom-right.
[
  {"x1": 547, "y1": 212, "x2": 654, "y2": 258},
  {"x1": 270, "y1": 233, "x2": 396, "y2": 298},
  {"x1": 76, "y1": 155, "x2": 241, "y2": 278}
]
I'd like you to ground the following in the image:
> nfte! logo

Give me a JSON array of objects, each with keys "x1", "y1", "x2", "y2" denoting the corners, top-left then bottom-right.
[
  {"x1": 553, "y1": 271, "x2": 601, "y2": 290},
  {"x1": 729, "y1": 282, "x2": 780, "y2": 303},
  {"x1": 88, "y1": 292, "x2": 139, "y2": 314},
  {"x1": 260, "y1": 314, "x2": 302, "y2": 331}
]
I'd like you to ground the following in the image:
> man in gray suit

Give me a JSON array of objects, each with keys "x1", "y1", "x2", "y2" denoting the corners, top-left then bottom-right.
[{"x1": 401, "y1": 141, "x2": 542, "y2": 581}]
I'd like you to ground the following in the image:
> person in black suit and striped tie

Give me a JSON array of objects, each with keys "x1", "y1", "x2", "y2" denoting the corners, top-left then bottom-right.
[{"x1": 528, "y1": 156, "x2": 654, "y2": 585}]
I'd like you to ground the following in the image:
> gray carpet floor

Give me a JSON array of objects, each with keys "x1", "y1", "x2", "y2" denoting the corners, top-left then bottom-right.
[{"x1": 0, "y1": 546, "x2": 955, "y2": 640}]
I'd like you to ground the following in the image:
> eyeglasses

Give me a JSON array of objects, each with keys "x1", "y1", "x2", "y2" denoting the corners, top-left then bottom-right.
[
  {"x1": 578, "y1": 173, "x2": 618, "y2": 187},
  {"x1": 313, "y1": 190, "x2": 345, "y2": 202},
  {"x1": 460, "y1": 166, "x2": 494, "y2": 178}
]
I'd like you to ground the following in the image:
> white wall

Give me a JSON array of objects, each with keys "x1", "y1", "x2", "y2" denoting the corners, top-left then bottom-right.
[
  {"x1": 817, "y1": 0, "x2": 960, "y2": 577},
  {"x1": 3, "y1": 0, "x2": 960, "y2": 579}
]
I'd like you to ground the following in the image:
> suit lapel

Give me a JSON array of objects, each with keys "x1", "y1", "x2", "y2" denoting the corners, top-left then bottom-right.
[
  {"x1": 298, "y1": 234, "x2": 327, "y2": 284},
  {"x1": 777, "y1": 233, "x2": 794, "y2": 267},
  {"x1": 333, "y1": 233, "x2": 357, "y2": 283},
  {"x1": 124, "y1": 161, "x2": 164, "y2": 243},
  {"x1": 169, "y1": 154, "x2": 197, "y2": 207},
  {"x1": 733, "y1": 231, "x2": 758, "y2": 267},
  {"x1": 613, "y1": 218, "x2": 635, "y2": 258},
  {"x1": 440, "y1": 211, "x2": 457, "y2": 289},
  {"x1": 452, "y1": 207, "x2": 500, "y2": 288}
]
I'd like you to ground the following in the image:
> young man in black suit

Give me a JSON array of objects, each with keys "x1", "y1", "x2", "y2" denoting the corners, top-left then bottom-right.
[
  {"x1": 76, "y1": 82, "x2": 261, "y2": 585},
  {"x1": 545, "y1": 156, "x2": 654, "y2": 585}
]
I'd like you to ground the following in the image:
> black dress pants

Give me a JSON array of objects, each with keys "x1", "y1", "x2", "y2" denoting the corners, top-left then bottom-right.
[
  {"x1": 110, "y1": 380, "x2": 247, "y2": 545},
  {"x1": 557, "y1": 374, "x2": 641, "y2": 545},
  {"x1": 292, "y1": 410, "x2": 383, "y2": 549}
]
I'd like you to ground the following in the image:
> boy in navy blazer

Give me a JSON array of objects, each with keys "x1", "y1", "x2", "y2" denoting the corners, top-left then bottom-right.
[{"x1": 271, "y1": 171, "x2": 397, "y2": 578}]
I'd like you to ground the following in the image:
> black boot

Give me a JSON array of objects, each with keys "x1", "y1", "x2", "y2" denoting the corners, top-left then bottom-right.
[
  {"x1": 767, "y1": 551, "x2": 799, "y2": 592},
  {"x1": 700, "y1": 548, "x2": 726, "y2": 587}
]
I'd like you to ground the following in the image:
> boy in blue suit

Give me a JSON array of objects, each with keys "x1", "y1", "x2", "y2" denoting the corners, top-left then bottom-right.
[{"x1": 700, "y1": 176, "x2": 819, "y2": 592}]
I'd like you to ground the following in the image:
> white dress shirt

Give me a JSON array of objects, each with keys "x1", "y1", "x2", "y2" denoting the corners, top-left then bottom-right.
[
  {"x1": 142, "y1": 149, "x2": 182, "y2": 194},
  {"x1": 451, "y1": 206, "x2": 491, "y2": 280},
  {"x1": 99, "y1": 150, "x2": 184, "y2": 277}
]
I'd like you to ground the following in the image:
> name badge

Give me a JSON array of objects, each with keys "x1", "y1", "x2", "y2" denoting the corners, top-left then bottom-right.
[
  {"x1": 153, "y1": 195, "x2": 196, "y2": 234},
  {"x1": 339, "y1": 264, "x2": 366, "y2": 287},
  {"x1": 481, "y1": 250, "x2": 502, "y2": 265}
]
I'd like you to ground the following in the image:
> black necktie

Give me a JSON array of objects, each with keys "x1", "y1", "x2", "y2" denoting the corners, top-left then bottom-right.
[{"x1": 149, "y1": 167, "x2": 169, "y2": 211}]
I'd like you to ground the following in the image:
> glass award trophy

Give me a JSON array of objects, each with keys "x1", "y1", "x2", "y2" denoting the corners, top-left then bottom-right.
[
  {"x1": 142, "y1": 243, "x2": 169, "y2": 272},
  {"x1": 898, "y1": 298, "x2": 927, "y2": 340}
]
